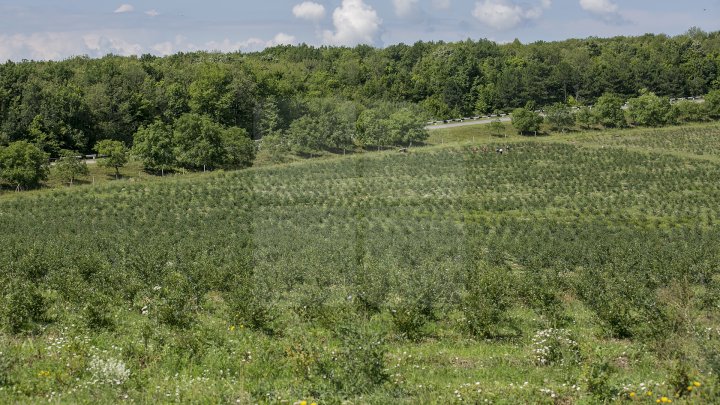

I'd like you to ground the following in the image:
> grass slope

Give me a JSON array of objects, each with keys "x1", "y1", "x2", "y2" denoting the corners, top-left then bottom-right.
[{"x1": 1, "y1": 123, "x2": 720, "y2": 403}]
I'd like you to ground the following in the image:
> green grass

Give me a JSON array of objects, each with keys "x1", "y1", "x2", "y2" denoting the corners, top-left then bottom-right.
[{"x1": 1, "y1": 123, "x2": 720, "y2": 403}]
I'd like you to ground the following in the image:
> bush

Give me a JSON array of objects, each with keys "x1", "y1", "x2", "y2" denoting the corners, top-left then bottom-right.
[
  {"x1": 289, "y1": 324, "x2": 388, "y2": 400},
  {"x1": 511, "y1": 107, "x2": 543, "y2": 135},
  {"x1": 155, "y1": 271, "x2": 198, "y2": 329},
  {"x1": 83, "y1": 290, "x2": 116, "y2": 331},
  {"x1": 1, "y1": 281, "x2": 46, "y2": 334},
  {"x1": 463, "y1": 263, "x2": 516, "y2": 337},
  {"x1": 531, "y1": 328, "x2": 580, "y2": 366}
]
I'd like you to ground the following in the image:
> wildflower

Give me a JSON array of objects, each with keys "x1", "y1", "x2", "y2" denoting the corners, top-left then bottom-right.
[
  {"x1": 693, "y1": 381, "x2": 701, "y2": 387},
  {"x1": 300, "y1": 401, "x2": 307, "y2": 405},
  {"x1": 229, "y1": 325, "x2": 235, "y2": 331},
  {"x1": 687, "y1": 386, "x2": 693, "y2": 391},
  {"x1": 629, "y1": 392, "x2": 636, "y2": 398},
  {"x1": 38, "y1": 370, "x2": 51, "y2": 378}
]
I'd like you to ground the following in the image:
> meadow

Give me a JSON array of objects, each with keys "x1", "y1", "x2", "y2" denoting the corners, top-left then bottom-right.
[{"x1": 2, "y1": 123, "x2": 720, "y2": 403}]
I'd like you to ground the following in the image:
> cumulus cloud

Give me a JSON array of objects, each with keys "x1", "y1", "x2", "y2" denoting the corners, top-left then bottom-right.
[
  {"x1": 0, "y1": 32, "x2": 145, "y2": 61},
  {"x1": 323, "y1": 0, "x2": 382, "y2": 46},
  {"x1": 113, "y1": 4, "x2": 134, "y2": 14},
  {"x1": 0, "y1": 31, "x2": 295, "y2": 61},
  {"x1": 472, "y1": 0, "x2": 551, "y2": 30},
  {"x1": 393, "y1": 0, "x2": 420, "y2": 17},
  {"x1": 432, "y1": 0, "x2": 451, "y2": 9},
  {"x1": 83, "y1": 34, "x2": 143, "y2": 55},
  {"x1": 579, "y1": 0, "x2": 623, "y2": 21},
  {"x1": 268, "y1": 33, "x2": 296, "y2": 46},
  {"x1": 579, "y1": 0, "x2": 618, "y2": 15},
  {"x1": 145, "y1": 9, "x2": 160, "y2": 17},
  {"x1": 204, "y1": 33, "x2": 296, "y2": 53},
  {"x1": 292, "y1": 1, "x2": 326, "y2": 22}
]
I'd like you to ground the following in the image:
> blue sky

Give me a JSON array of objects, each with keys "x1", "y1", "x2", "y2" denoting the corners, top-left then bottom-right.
[{"x1": 1, "y1": 0, "x2": 719, "y2": 61}]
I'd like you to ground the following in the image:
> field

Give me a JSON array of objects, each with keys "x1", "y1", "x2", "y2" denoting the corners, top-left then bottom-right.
[{"x1": 2, "y1": 123, "x2": 720, "y2": 403}]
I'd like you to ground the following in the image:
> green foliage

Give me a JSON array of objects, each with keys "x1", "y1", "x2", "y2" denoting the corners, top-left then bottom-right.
[
  {"x1": 545, "y1": 103, "x2": 575, "y2": 132},
  {"x1": 172, "y1": 113, "x2": 254, "y2": 171},
  {"x1": 1, "y1": 123, "x2": 720, "y2": 401},
  {"x1": 627, "y1": 90, "x2": 673, "y2": 127},
  {"x1": 463, "y1": 262, "x2": 516, "y2": 338},
  {"x1": 706, "y1": 90, "x2": 720, "y2": 119},
  {"x1": 575, "y1": 106, "x2": 598, "y2": 129},
  {"x1": 53, "y1": 150, "x2": 89, "y2": 185},
  {"x1": 673, "y1": 100, "x2": 709, "y2": 123},
  {"x1": 132, "y1": 120, "x2": 175, "y2": 173},
  {"x1": 594, "y1": 93, "x2": 627, "y2": 128},
  {"x1": 0, "y1": 140, "x2": 48, "y2": 190},
  {"x1": 511, "y1": 107, "x2": 543, "y2": 135},
  {"x1": 173, "y1": 113, "x2": 225, "y2": 171},
  {"x1": 1, "y1": 280, "x2": 46, "y2": 334},
  {"x1": 95, "y1": 139, "x2": 128, "y2": 179}
]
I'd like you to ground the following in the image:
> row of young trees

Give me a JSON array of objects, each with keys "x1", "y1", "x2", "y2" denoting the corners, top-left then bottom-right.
[{"x1": 511, "y1": 89, "x2": 720, "y2": 135}]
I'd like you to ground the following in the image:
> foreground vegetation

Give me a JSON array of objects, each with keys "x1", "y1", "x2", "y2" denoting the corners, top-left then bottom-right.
[{"x1": 1, "y1": 122, "x2": 720, "y2": 403}]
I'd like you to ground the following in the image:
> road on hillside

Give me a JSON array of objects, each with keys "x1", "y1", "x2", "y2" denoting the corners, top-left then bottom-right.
[{"x1": 425, "y1": 115, "x2": 512, "y2": 130}]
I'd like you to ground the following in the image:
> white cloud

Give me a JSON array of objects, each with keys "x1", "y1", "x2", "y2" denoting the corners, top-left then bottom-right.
[
  {"x1": 0, "y1": 31, "x2": 293, "y2": 61},
  {"x1": 145, "y1": 9, "x2": 160, "y2": 17},
  {"x1": 432, "y1": 0, "x2": 451, "y2": 9},
  {"x1": 205, "y1": 34, "x2": 296, "y2": 53},
  {"x1": 579, "y1": 0, "x2": 619, "y2": 17},
  {"x1": 292, "y1": 1, "x2": 326, "y2": 22},
  {"x1": 268, "y1": 33, "x2": 296, "y2": 46},
  {"x1": 113, "y1": 4, "x2": 134, "y2": 14},
  {"x1": 83, "y1": 34, "x2": 143, "y2": 56},
  {"x1": 393, "y1": 0, "x2": 419, "y2": 17},
  {"x1": 322, "y1": 0, "x2": 382, "y2": 46},
  {"x1": 472, "y1": 0, "x2": 550, "y2": 30},
  {"x1": 0, "y1": 32, "x2": 146, "y2": 61}
]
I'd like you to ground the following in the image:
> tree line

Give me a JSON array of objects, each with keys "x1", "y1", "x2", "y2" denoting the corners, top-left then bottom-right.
[{"x1": 1, "y1": 28, "x2": 720, "y2": 188}]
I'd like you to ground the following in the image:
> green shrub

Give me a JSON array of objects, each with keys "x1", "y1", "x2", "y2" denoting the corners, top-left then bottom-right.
[
  {"x1": 462, "y1": 263, "x2": 516, "y2": 337},
  {"x1": 83, "y1": 290, "x2": 115, "y2": 331},
  {"x1": 1, "y1": 281, "x2": 46, "y2": 334},
  {"x1": 155, "y1": 271, "x2": 198, "y2": 329}
]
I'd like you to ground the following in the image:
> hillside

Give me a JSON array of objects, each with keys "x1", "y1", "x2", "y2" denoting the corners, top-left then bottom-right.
[{"x1": 1, "y1": 123, "x2": 720, "y2": 403}]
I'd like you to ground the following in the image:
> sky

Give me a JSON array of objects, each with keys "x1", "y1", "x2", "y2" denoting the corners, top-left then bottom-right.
[{"x1": 0, "y1": 0, "x2": 719, "y2": 61}]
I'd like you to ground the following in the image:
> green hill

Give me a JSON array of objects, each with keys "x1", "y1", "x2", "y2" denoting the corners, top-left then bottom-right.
[{"x1": 2, "y1": 123, "x2": 720, "y2": 403}]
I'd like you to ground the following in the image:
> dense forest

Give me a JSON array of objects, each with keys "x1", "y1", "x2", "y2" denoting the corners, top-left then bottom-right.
[{"x1": 0, "y1": 28, "x2": 719, "y2": 161}]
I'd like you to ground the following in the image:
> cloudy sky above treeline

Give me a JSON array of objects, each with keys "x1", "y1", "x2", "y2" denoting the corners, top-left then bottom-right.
[{"x1": 1, "y1": 0, "x2": 718, "y2": 61}]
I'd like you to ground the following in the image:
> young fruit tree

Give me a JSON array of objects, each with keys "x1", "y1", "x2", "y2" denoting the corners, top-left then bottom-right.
[{"x1": 96, "y1": 140, "x2": 128, "y2": 180}]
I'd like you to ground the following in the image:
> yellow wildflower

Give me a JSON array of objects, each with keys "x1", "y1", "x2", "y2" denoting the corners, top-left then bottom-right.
[
  {"x1": 37, "y1": 370, "x2": 51, "y2": 377},
  {"x1": 647, "y1": 391, "x2": 653, "y2": 396},
  {"x1": 687, "y1": 386, "x2": 693, "y2": 391},
  {"x1": 229, "y1": 325, "x2": 235, "y2": 331},
  {"x1": 300, "y1": 401, "x2": 307, "y2": 405},
  {"x1": 693, "y1": 381, "x2": 701, "y2": 387},
  {"x1": 629, "y1": 392, "x2": 636, "y2": 398}
]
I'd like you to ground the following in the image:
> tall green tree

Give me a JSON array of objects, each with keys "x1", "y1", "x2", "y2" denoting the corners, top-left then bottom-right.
[
  {"x1": 173, "y1": 114, "x2": 225, "y2": 171},
  {"x1": 386, "y1": 107, "x2": 429, "y2": 146},
  {"x1": 220, "y1": 127, "x2": 255, "y2": 169},
  {"x1": 0, "y1": 141, "x2": 49, "y2": 190},
  {"x1": 54, "y1": 150, "x2": 89, "y2": 185},
  {"x1": 133, "y1": 120, "x2": 175, "y2": 175},
  {"x1": 96, "y1": 140, "x2": 128, "y2": 180}
]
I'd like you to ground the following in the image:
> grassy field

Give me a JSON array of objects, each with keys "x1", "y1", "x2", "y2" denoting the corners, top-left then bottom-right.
[{"x1": 2, "y1": 123, "x2": 720, "y2": 403}]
